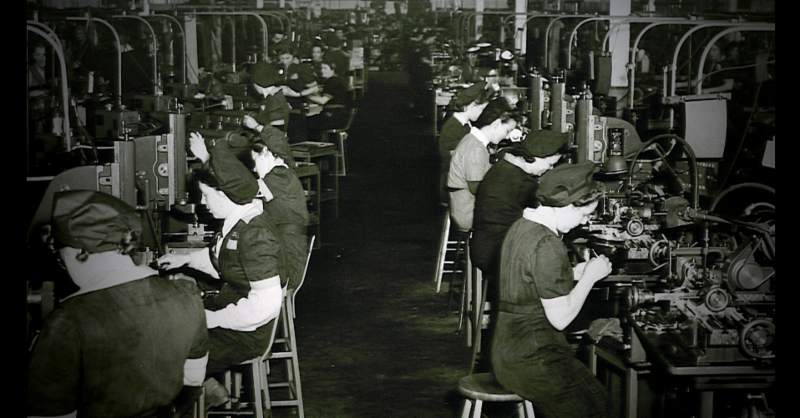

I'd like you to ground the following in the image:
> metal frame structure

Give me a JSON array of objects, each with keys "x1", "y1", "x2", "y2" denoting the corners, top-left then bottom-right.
[
  {"x1": 65, "y1": 16, "x2": 123, "y2": 104},
  {"x1": 27, "y1": 24, "x2": 72, "y2": 151},
  {"x1": 112, "y1": 14, "x2": 160, "y2": 94}
]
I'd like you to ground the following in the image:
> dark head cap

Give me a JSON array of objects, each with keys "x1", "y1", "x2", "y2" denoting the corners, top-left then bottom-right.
[
  {"x1": 521, "y1": 129, "x2": 570, "y2": 158},
  {"x1": 51, "y1": 191, "x2": 142, "y2": 253},
  {"x1": 208, "y1": 144, "x2": 259, "y2": 205},
  {"x1": 250, "y1": 62, "x2": 282, "y2": 88},
  {"x1": 454, "y1": 81, "x2": 487, "y2": 108},
  {"x1": 537, "y1": 161, "x2": 601, "y2": 207}
]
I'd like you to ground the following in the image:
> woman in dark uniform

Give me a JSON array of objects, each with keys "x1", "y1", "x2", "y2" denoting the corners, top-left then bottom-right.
[
  {"x1": 492, "y1": 160, "x2": 613, "y2": 418},
  {"x1": 158, "y1": 136, "x2": 286, "y2": 385},
  {"x1": 243, "y1": 114, "x2": 311, "y2": 292},
  {"x1": 274, "y1": 42, "x2": 319, "y2": 143},
  {"x1": 306, "y1": 58, "x2": 351, "y2": 141}
]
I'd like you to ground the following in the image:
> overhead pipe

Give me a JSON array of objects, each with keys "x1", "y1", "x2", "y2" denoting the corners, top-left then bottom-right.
[
  {"x1": 600, "y1": 16, "x2": 687, "y2": 52},
  {"x1": 66, "y1": 16, "x2": 122, "y2": 105},
  {"x1": 492, "y1": 12, "x2": 545, "y2": 52},
  {"x1": 567, "y1": 16, "x2": 628, "y2": 69},
  {"x1": 544, "y1": 14, "x2": 598, "y2": 70},
  {"x1": 150, "y1": 12, "x2": 187, "y2": 84},
  {"x1": 112, "y1": 14, "x2": 160, "y2": 94},
  {"x1": 189, "y1": 12, "x2": 269, "y2": 65},
  {"x1": 26, "y1": 20, "x2": 65, "y2": 50},
  {"x1": 628, "y1": 20, "x2": 712, "y2": 110},
  {"x1": 669, "y1": 22, "x2": 773, "y2": 96},
  {"x1": 27, "y1": 25, "x2": 72, "y2": 151},
  {"x1": 696, "y1": 24, "x2": 774, "y2": 94},
  {"x1": 465, "y1": 10, "x2": 529, "y2": 44},
  {"x1": 260, "y1": 11, "x2": 290, "y2": 34}
]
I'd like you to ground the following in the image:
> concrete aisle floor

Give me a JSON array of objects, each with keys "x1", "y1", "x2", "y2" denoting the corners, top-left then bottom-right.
[{"x1": 281, "y1": 71, "x2": 477, "y2": 418}]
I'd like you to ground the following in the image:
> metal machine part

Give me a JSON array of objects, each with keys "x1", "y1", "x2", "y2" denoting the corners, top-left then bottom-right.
[{"x1": 577, "y1": 133, "x2": 775, "y2": 365}]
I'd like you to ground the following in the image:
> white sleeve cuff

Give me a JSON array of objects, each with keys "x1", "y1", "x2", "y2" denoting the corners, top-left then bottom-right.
[
  {"x1": 205, "y1": 277, "x2": 282, "y2": 331},
  {"x1": 183, "y1": 354, "x2": 209, "y2": 386}
]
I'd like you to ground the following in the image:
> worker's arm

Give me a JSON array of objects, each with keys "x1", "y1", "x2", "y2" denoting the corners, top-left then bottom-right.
[
  {"x1": 158, "y1": 249, "x2": 219, "y2": 279},
  {"x1": 541, "y1": 255, "x2": 612, "y2": 330},
  {"x1": 204, "y1": 227, "x2": 283, "y2": 331},
  {"x1": 307, "y1": 92, "x2": 332, "y2": 105}
]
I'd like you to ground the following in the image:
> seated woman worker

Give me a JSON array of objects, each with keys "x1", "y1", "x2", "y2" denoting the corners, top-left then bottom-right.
[
  {"x1": 248, "y1": 61, "x2": 290, "y2": 131},
  {"x1": 447, "y1": 97, "x2": 521, "y2": 231},
  {"x1": 158, "y1": 138, "x2": 287, "y2": 403},
  {"x1": 231, "y1": 117, "x2": 311, "y2": 292},
  {"x1": 305, "y1": 58, "x2": 351, "y2": 141},
  {"x1": 492, "y1": 161, "x2": 613, "y2": 418},
  {"x1": 471, "y1": 129, "x2": 570, "y2": 280},
  {"x1": 28, "y1": 191, "x2": 208, "y2": 418},
  {"x1": 437, "y1": 81, "x2": 495, "y2": 206}
]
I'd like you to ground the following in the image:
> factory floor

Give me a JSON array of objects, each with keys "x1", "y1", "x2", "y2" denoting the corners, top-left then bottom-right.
[{"x1": 271, "y1": 71, "x2": 480, "y2": 418}]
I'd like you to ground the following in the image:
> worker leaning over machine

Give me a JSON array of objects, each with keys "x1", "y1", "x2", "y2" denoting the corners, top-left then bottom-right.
[
  {"x1": 249, "y1": 61, "x2": 290, "y2": 131},
  {"x1": 242, "y1": 115, "x2": 310, "y2": 291},
  {"x1": 158, "y1": 138, "x2": 287, "y2": 407},
  {"x1": 471, "y1": 129, "x2": 571, "y2": 280},
  {"x1": 492, "y1": 161, "x2": 613, "y2": 418},
  {"x1": 27, "y1": 191, "x2": 209, "y2": 418},
  {"x1": 447, "y1": 97, "x2": 521, "y2": 232}
]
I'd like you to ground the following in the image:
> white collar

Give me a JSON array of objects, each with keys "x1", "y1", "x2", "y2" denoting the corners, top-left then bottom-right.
[
  {"x1": 62, "y1": 253, "x2": 157, "y2": 301},
  {"x1": 222, "y1": 200, "x2": 263, "y2": 239},
  {"x1": 522, "y1": 206, "x2": 560, "y2": 236},
  {"x1": 470, "y1": 126, "x2": 490, "y2": 147},
  {"x1": 453, "y1": 112, "x2": 471, "y2": 127}
]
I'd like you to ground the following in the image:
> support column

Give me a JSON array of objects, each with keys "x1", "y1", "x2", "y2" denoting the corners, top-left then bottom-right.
[
  {"x1": 514, "y1": 0, "x2": 527, "y2": 54},
  {"x1": 475, "y1": 0, "x2": 484, "y2": 41},
  {"x1": 609, "y1": 0, "x2": 632, "y2": 106},
  {"x1": 184, "y1": 14, "x2": 199, "y2": 84}
]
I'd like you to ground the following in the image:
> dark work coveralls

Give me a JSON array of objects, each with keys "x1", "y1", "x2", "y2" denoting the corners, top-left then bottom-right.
[{"x1": 491, "y1": 218, "x2": 610, "y2": 418}]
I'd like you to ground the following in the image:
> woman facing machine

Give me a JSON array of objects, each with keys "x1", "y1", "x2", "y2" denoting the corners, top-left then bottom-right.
[{"x1": 492, "y1": 161, "x2": 613, "y2": 418}]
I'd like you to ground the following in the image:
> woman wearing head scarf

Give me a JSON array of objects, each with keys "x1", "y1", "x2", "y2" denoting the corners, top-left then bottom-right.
[
  {"x1": 158, "y1": 137, "x2": 286, "y2": 402},
  {"x1": 28, "y1": 191, "x2": 208, "y2": 418},
  {"x1": 437, "y1": 81, "x2": 495, "y2": 206},
  {"x1": 447, "y1": 97, "x2": 521, "y2": 231},
  {"x1": 239, "y1": 119, "x2": 311, "y2": 292},
  {"x1": 492, "y1": 161, "x2": 613, "y2": 418}
]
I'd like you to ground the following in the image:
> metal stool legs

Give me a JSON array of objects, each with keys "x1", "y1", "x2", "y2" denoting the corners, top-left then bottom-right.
[
  {"x1": 458, "y1": 373, "x2": 536, "y2": 418},
  {"x1": 267, "y1": 296, "x2": 305, "y2": 418}
]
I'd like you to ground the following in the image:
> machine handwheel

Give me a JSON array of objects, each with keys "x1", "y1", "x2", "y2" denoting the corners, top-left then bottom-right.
[{"x1": 740, "y1": 319, "x2": 775, "y2": 359}]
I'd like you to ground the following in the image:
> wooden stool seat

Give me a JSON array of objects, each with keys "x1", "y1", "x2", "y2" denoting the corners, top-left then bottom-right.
[
  {"x1": 458, "y1": 373, "x2": 536, "y2": 418},
  {"x1": 458, "y1": 374, "x2": 524, "y2": 402}
]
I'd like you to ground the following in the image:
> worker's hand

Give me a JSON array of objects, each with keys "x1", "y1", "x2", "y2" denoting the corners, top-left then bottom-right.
[
  {"x1": 188, "y1": 132, "x2": 210, "y2": 163},
  {"x1": 158, "y1": 253, "x2": 192, "y2": 270},
  {"x1": 243, "y1": 115, "x2": 259, "y2": 130},
  {"x1": 583, "y1": 255, "x2": 613, "y2": 283}
]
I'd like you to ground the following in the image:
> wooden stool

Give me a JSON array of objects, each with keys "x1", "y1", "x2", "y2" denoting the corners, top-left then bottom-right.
[
  {"x1": 323, "y1": 109, "x2": 357, "y2": 177},
  {"x1": 266, "y1": 297, "x2": 304, "y2": 418},
  {"x1": 204, "y1": 317, "x2": 280, "y2": 418},
  {"x1": 265, "y1": 236, "x2": 314, "y2": 418},
  {"x1": 434, "y1": 211, "x2": 474, "y2": 344},
  {"x1": 458, "y1": 373, "x2": 536, "y2": 418}
]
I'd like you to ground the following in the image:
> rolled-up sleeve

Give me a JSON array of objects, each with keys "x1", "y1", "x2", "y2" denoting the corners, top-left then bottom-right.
[{"x1": 530, "y1": 235, "x2": 573, "y2": 299}]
